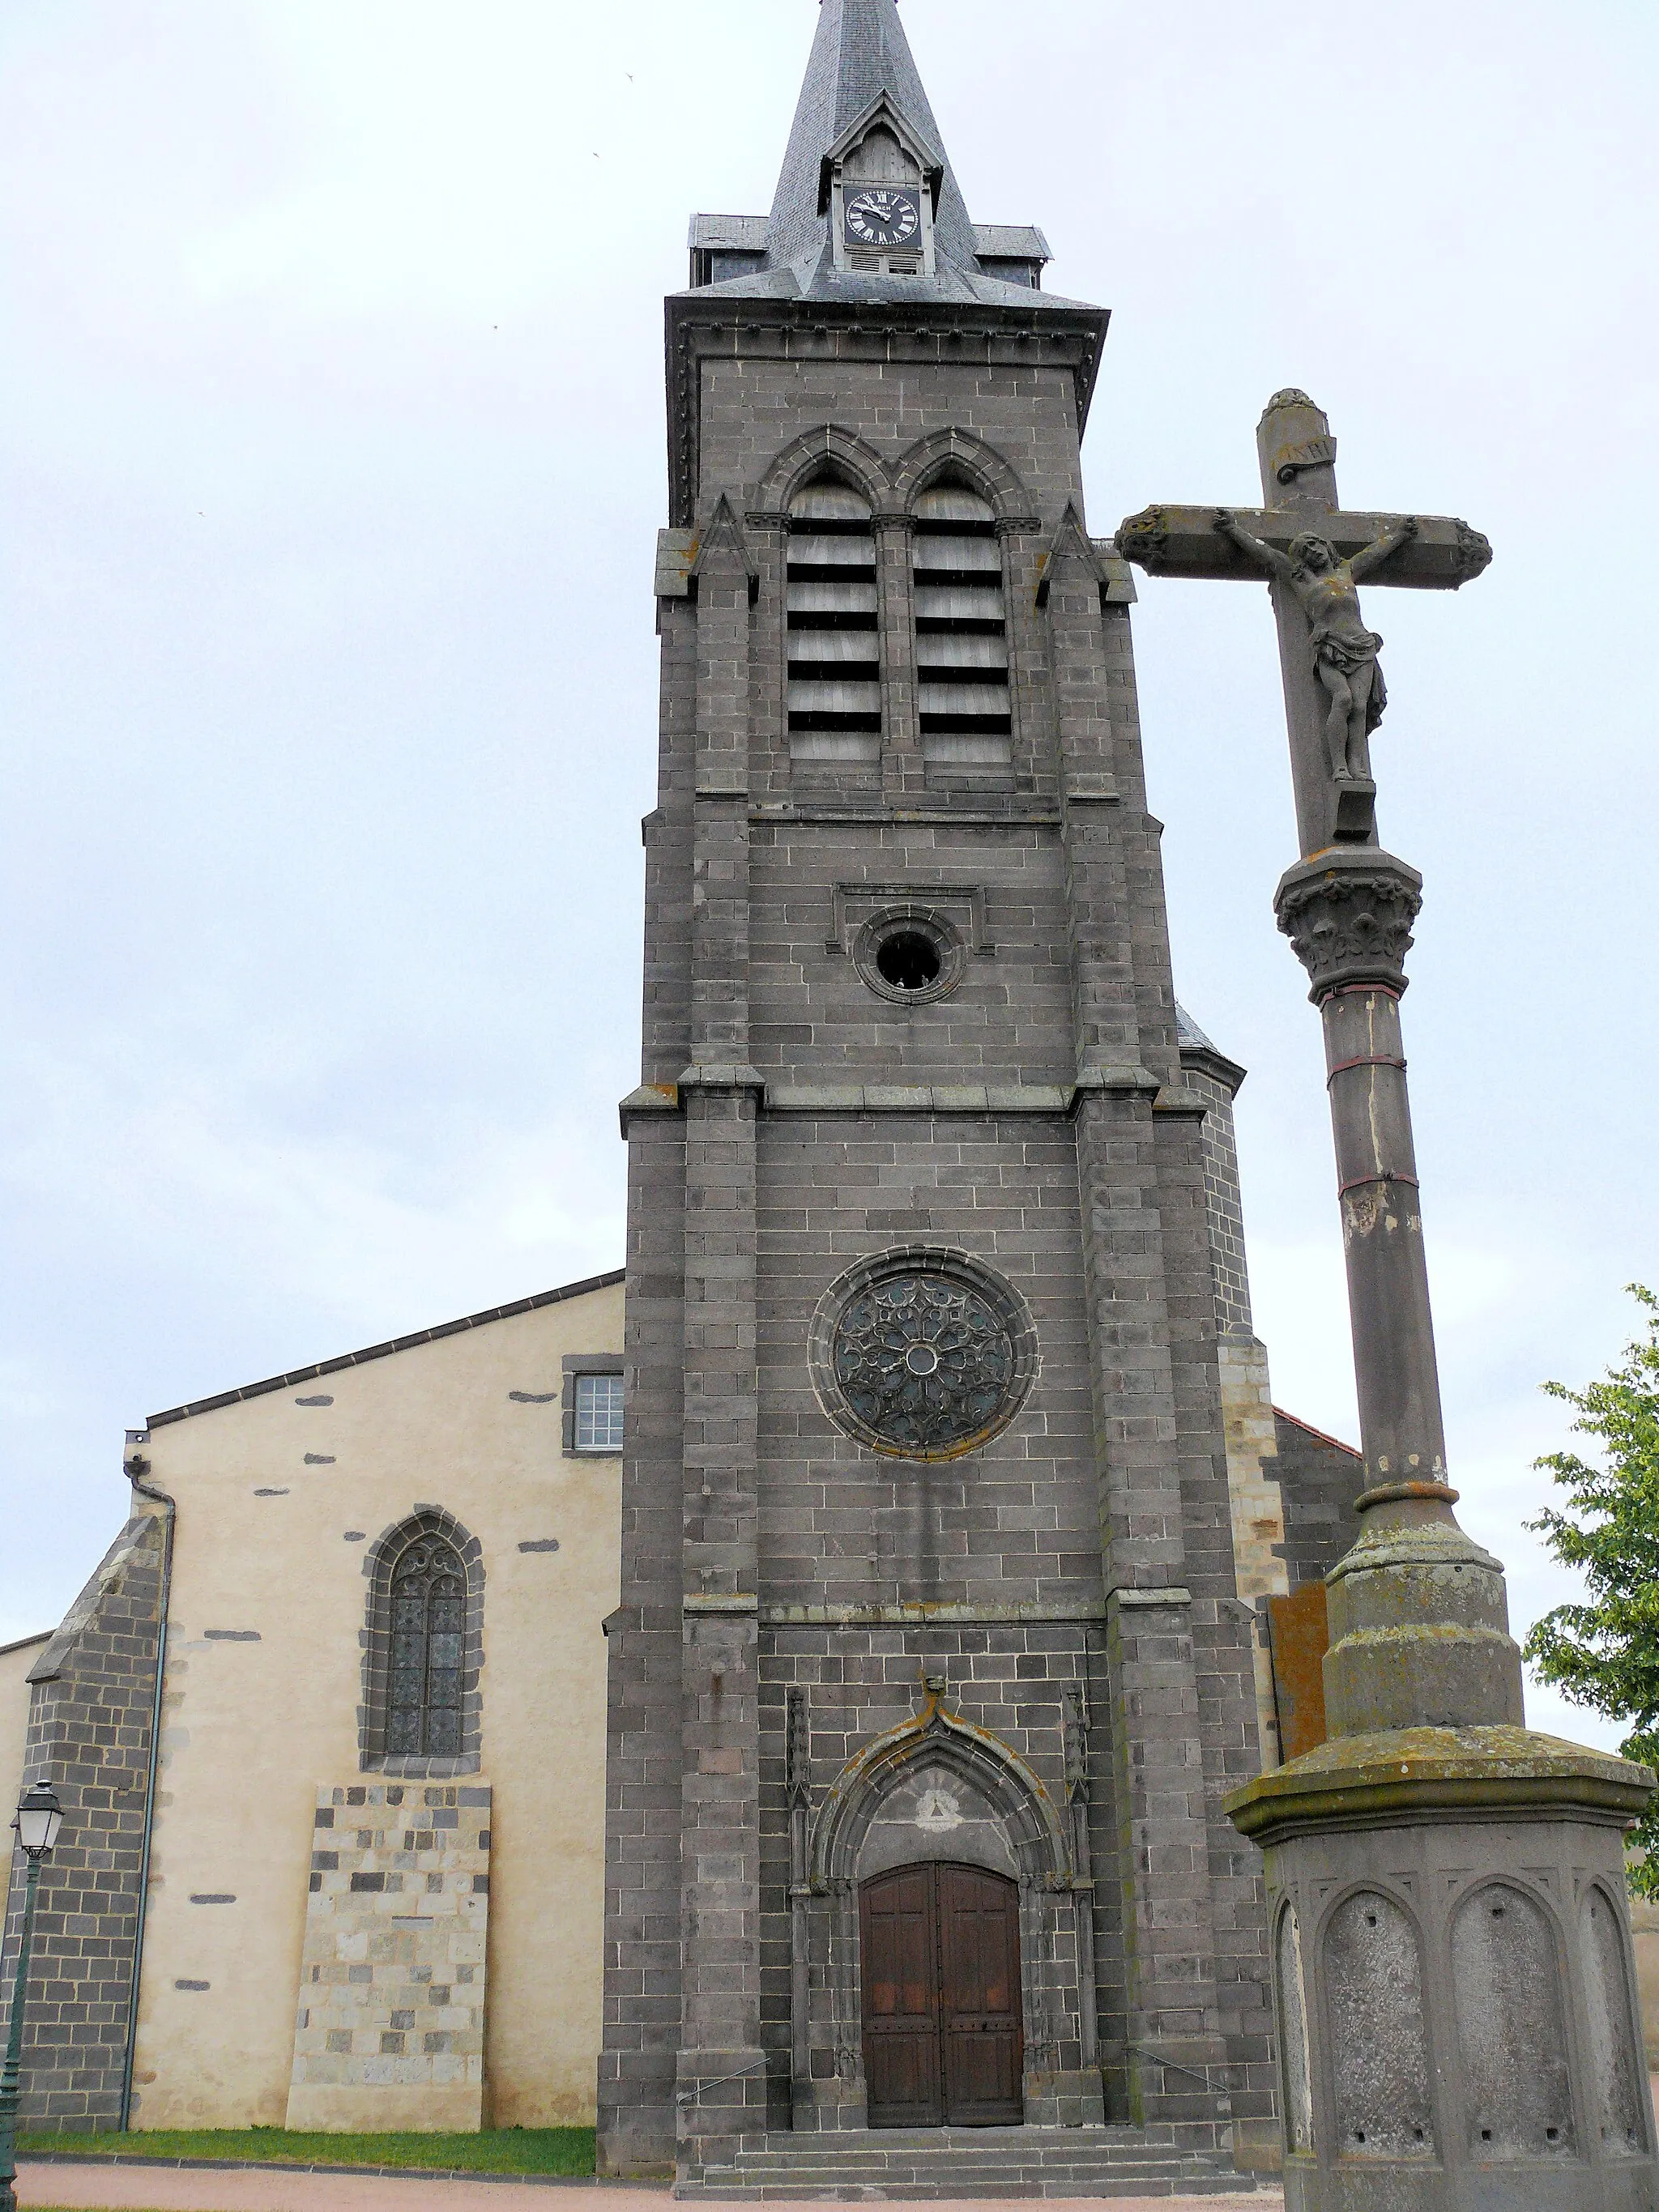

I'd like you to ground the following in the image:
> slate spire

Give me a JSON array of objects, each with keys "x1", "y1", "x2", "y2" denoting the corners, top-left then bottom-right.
[{"x1": 766, "y1": 0, "x2": 978, "y2": 279}]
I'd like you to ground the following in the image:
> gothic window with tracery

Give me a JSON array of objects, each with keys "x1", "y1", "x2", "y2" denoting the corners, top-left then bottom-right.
[
  {"x1": 834, "y1": 1272, "x2": 1013, "y2": 1453},
  {"x1": 810, "y1": 1251, "x2": 1038, "y2": 1460},
  {"x1": 387, "y1": 1535, "x2": 466, "y2": 1758}
]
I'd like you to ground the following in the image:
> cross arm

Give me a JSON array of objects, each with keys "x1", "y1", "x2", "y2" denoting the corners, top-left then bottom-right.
[{"x1": 1113, "y1": 504, "x2": 1491, "y2": 590}]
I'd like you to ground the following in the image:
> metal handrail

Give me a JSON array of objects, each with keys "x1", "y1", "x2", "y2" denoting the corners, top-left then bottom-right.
[
  {"x1": 1124, "y1": 2039, "x2": 1228, "y2": 2091},
  {"x1": 676, "y1": 2055, "x2": 770, "y2": 2108}
]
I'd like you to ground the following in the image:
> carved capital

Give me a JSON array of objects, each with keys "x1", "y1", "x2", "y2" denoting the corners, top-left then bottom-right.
[{"x1": 1274, "y1": 849, "x2": 1423, "y2": 999}]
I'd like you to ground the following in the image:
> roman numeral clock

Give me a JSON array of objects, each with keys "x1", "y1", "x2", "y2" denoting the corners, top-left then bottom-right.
[{"x1": 844, "y1": 186, "x2": 920, "y2": 249}]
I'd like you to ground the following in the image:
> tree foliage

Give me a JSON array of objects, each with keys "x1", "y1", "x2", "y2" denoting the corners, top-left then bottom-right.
[{"x1": 1523, "y1": 1285, "x2": 1659, "y2": 1893}]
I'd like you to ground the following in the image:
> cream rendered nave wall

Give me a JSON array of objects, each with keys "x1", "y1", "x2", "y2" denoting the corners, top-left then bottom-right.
[
  {"x1": 0, "y1": 1634, "x2": 49, "y2": 1856},
  {"x1": 118, "y1": 1276, "x2": 623, "y2": 2129}
]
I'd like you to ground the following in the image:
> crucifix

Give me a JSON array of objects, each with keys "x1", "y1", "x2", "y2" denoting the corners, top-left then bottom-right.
[
  {"x1": 1115, "y1": 389, "x2": 1493, "y2": 1527},
  {"x1": 1117, "y1": 389, "x2": 1490, "y2": 855}
]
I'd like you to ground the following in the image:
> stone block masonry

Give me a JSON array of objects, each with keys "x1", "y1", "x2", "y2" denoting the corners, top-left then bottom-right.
[
  {"x1": 603, "y1": 0, "x2": 1283, "y2": 2180},
  {"x1": 2, "y1": 1511, "x2": 165, "y2": 2129},
  {"x1": 286, "y1": 1779, "x2": 491, "y2": 2132},
  {"x1": 1269, "y1": 1410, "x2": 1365, "y2": 1591}
]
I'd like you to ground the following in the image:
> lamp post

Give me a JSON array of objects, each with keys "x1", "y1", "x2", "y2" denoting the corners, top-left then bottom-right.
[{"x1": 0, "y1": 1777, "x2": 64, "y2": 2212}]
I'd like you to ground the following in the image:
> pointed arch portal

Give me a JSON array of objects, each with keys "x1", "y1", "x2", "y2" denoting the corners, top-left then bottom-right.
[
  {"x1": 795, "y1": 1686, "x2": 1075, "y2": 2130},
  {"x1": 811, "y1": 1683, "x2": 1073, "y2": 1890}
]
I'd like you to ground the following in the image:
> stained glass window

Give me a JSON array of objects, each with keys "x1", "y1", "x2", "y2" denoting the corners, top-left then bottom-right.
[
  {"x1": 575, "y1": 1371, "x2": 625, "y2": 1452},
  {"x1": 832, "y1": 1271, "x2": 1015, "y2": 1454},
  {"x1": 808, "y1": 1252, "x2": 1038, "y2": 1462},
  {"x1": 387, "y1": 1536, "x2": 466, "y2": 1758}
]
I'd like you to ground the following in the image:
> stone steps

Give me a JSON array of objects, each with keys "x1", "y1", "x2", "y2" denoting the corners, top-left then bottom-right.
[{"x1": 676, "y1": 2124, "x2": 1265, "y2": 2200}]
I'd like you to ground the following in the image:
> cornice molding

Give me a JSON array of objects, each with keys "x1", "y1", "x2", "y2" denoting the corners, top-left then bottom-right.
[{"x1": 665, "y1": 294, "x2": 1110, "y2": 528}]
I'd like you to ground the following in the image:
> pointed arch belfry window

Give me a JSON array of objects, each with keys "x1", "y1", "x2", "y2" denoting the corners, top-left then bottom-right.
[
  {"x1": 360, "y1": 1508, "x2": 484, "y2": 1775},
  {"x1": 912, "y1": 482, "x2": 1013, "y2": 784},
  {"x1": 787, "y1": 479, "x2": 881, "y2": 779}
]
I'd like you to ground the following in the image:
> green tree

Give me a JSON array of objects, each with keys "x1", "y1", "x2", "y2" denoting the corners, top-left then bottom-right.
[{"x1": 1524, "y1": 1284, "x2": 1659, "y2": 1894}]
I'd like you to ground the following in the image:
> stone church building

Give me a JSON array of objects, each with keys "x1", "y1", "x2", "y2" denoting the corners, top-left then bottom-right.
[{"x1": 2, "y1": 0, "x2": 1384, "y2": 2187}]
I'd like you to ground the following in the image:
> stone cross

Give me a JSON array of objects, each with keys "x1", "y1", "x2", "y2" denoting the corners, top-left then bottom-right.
[
  {"x1": 1115, "y1": 391, "x2": 1493, "y2": 1516},
  {"x1": 1116, "y1": 389, "x2": 1491, "y2": 855},
  {"x1": 1124, "y1": 402, "x2": 1659, "y2": 2210}
]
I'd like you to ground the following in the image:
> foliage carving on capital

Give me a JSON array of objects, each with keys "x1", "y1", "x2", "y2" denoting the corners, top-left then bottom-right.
[{"x1": 1274, "y1": 853, "x2": 1423, "y2": 999}]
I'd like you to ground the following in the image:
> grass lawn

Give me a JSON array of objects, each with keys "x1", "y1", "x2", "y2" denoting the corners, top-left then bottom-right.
[{"x1": 17, "y1": 2125, "x2": 597, "y2": 2175}]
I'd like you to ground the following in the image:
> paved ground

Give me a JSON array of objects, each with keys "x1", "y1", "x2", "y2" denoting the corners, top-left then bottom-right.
[{"x1": 18, "y1": 2170, "x2": 1281, "y2": 2212}]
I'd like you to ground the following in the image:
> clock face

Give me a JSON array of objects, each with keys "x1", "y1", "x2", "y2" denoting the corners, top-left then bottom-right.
[{"x1": 844, "y1": 188, "x2": 921, "y2": 250}]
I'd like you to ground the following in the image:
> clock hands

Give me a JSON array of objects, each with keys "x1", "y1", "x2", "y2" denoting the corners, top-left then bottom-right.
[{"x1": 846, "y1": 188, "x2": 919, "y2": 248}]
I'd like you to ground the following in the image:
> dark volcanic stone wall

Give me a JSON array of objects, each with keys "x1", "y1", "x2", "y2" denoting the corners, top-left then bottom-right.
[
  {"x1": 2, "y1": 1510, "x2": 165, "y2": 2129},
  {"x1": 1272, "y1": 1410, "x2": 1365, "y2": 1589}
]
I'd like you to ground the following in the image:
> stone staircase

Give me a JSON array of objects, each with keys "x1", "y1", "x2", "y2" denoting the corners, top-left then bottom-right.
[{"x1": 676, "y1": 2122, "x2": 1269, "y2": 2199}]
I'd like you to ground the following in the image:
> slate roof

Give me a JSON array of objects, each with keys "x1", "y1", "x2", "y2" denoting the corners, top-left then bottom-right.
[
  {"x1": 1175, "y1": 1004, "x2": 1221, "y2": 1057},
  {"x1": 685, "y1": 0, "x2": 1097, "y2": 313},
  {"x1": 1176, "y1": 1004, "x2": 1247, "y2": 1094}
]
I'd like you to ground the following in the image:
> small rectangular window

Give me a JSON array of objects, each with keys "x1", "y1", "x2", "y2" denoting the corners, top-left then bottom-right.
[{"x1": 574, "y1": 1371, "x2": 625, "y2": 1453}]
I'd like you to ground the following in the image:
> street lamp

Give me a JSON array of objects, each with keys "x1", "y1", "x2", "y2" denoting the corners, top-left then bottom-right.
[{"x1": 0, "y1": 1777, "x2": 63, "y2": 2212}]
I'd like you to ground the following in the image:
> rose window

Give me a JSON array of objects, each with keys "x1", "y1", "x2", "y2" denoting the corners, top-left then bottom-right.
[{"x1": 830, "y1": 1270, "x2": 1019, "y2": 1455}]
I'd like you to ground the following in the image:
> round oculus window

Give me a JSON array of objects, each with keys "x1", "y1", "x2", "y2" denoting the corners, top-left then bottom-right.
[
  {"x1": 853, "y1": 910, "x2": 965, "y2": 1005},
  {"x1": 810, "y1": 1251, "x2": 1037, "y2": 1459}
]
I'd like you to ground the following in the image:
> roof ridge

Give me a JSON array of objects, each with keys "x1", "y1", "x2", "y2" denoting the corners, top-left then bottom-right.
[
  {"x1": 1273, "y1": 1405, "x2": 1364, "y2": 1460},
  {"x1": 143, "y1": 1267, "x2": 625, "y2": 1429}
]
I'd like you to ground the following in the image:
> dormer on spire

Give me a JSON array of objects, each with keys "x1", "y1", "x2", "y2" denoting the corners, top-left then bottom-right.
[
  {"x1": 819, "y1": 92, "x2": 941, "y2": 278},
  {"x1": 763, "y1": 0, "x2": 979, "y2": 285}
]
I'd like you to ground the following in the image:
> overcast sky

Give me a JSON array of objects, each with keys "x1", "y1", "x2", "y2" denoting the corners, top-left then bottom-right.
[{"x1": 4, "y1": 2, "x2": 1657, "y2": 1751}]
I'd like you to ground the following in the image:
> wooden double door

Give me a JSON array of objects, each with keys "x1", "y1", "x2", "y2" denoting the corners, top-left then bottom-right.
[{"x1": 860, "y1": 1861, "x2": 1024, "y2": 2128}]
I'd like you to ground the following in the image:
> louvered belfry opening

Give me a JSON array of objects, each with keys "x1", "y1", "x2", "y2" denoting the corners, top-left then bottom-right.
[
  {"x1": 913, "y1": 483, "x2": 1013, "y2": 784},
  {"x1": 787, "y1": 479, "x2": 881, "y2": 779}
]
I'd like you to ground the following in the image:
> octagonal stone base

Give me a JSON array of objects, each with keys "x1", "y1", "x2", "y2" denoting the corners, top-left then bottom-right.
[{"x1": 1229, "y1": 1727, "x2": 1659, "y2": 2211}]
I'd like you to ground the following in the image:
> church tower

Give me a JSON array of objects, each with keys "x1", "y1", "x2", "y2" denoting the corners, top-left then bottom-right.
[{"x1": 602, "y1": 0, "x2": 1275, "y2": 2179}]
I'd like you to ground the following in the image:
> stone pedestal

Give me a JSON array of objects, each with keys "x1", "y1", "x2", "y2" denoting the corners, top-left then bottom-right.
[
  {"x1": 1239, "y1": 822, "x2": 1658, "y2": 2206},
  {"x1": 1229, "y1": 1490, "x2": 1657, "y2": 2210}
]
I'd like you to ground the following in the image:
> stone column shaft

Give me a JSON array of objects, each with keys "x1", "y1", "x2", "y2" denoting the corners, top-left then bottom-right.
[
  {"x1": 1322, "y1": 982, "x2": 1448, "y2": 1486},
  {"x1": 1276, "y1": 846, "x2": 1447, "y2": 1494}
]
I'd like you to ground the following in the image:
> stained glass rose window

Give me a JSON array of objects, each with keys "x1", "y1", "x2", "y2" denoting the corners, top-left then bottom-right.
[{"x1": 815, "y1": 1254, "x2": 1035, "y2": 1458}]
